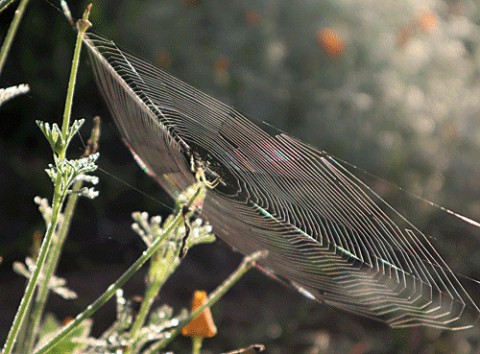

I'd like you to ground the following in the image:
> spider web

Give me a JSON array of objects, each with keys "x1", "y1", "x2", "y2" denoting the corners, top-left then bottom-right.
[{"x1": 83, "y1": 33, "x2": 479, "y2": 330}]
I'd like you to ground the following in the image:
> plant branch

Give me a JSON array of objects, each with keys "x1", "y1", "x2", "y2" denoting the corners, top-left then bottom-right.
[
  {"x1": 33, "y1": 187, "x2": 204, "y2": 354},
  {"x1": 0, "y1": 0, "x2": 17, "y2": 14},
  {"x1": 125, "y1": 248, "x2": 176, "y2": 352},
  {"x1": 60, "y1": 3, "x2": 91, "y2": 146},
  {"x1": 23, "y1": 117, "x2": 101, "y2": 354},
  {"x1": 1, "y1": 6, "x2": 92, "y2": 354},
  {"x1": 2, "y1": 181, "x2": 64, "y2": 354},
  {"x1": 0, "y1": 0, "x2": 29, "y2": 76},
  {"x1": 145, "y1": 250, "x2": 268, "y2": 353},
  {"x1": 125, "y1": 209, "x2": 193, "y2": 352}
]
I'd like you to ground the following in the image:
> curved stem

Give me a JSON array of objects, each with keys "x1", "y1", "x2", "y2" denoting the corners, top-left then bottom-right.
[{"x1": 24, "y1": 177, "x2": 81, "y2": 352}]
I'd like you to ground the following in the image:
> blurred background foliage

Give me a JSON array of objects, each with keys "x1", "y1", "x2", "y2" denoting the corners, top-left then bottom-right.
[{"x1": 1, "y1": 0, "x2": 480, "y2": 353}]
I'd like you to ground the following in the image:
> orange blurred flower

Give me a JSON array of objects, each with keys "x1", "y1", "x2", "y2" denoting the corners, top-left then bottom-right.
[
  {"x1": 397, "y1": 11, "x2": 437, "y2": 48},
  {"x1": 316, "y1": 28, "x2": 345, "y2": 58},
  {"x1": 181, "y1": 290, "x2": 217, "y2": 338},
  {"x1": 417, "y1": 11, "x2": 437, "y2": 33},
  {"x1": 245, "y1": 10, "x2": 261, "y2": 26}
]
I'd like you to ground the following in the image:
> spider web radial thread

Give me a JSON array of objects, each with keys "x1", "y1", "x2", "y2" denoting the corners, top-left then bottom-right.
[{"x1": 84, "y1": 33, "x2": 480, "y2": 330}]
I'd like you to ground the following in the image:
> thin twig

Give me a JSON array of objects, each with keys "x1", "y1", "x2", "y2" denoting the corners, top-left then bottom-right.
[
  {"x1": 60, "y1": 3, "x2": 92, "y2": 149},
  {"x1": 0, "y1": 0, "x2": 17, "y2": 14},
  {"x1": 0, "y1": 0, "x2": 29, "y2": 76}
]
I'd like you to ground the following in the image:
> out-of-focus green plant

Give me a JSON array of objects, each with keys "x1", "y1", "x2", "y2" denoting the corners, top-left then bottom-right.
[{"x1": 119, "y1": 0, "x2": 480, "y2": 217}]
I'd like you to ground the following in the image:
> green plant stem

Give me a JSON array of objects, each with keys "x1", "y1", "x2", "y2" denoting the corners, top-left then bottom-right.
[
  {"x1": 11, "y1": 292, "x2": 31, "y2": 351},
  {"x1": 126, "y1": 249, "x2": 176, "y2": 352},
  {"x1": 33, "y1": 187, "x2": 203, "y2": 354},
  {"x1": 126, "y1": 207, "x2": 188, "y2": 351},
  {"x1": 145, "y1": 250, "x2": 268, "y2": 354},
  {"x1": 2, "y1": 181, "x2": 65, "y2": 354},
  {"x1": 23, "y1": 119, "x2": 101, "y2": 354},
  {"x1": 192, "y1": 336, "x2": 203, "y2": 354},
  {"x1": 14, "y1": 230, "x2": 43, "y2": 354},
  {"x1": 126, "y1": 206, "x2": 207, "y2": 354},
  {"x1": 60, "y1": 4, "x2": 91, "y2": 150},
  {"x1": 129, "y1": 277, "x2": 161, "y2": 336},
  {"x1": 2, "y1": 7, "x2": 92, "y2": 354},
  {"x1": 0, "y1": 0, "x2": 17, "y2": 14},
  {"x1": 0, "y1": 0, "x2": 29, "y2": 76},
  {"x1": 22, "y1": 172, "x2": 80, "y2": 354}
]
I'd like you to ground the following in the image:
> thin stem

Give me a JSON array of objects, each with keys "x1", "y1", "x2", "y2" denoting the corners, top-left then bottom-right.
[
  {"x1": 127, "y1": 205, "x2": 190, "y2": 346},
  {"x1": 0, "y1": 0, "x2": 29, "y2": 76},
  {"x1": 60, "y1": 3, "x2": 91, "y2": 147},
  {"x1": 125, "y1": 205, "x2": 205, "y2": 353},
  {"x1": 1, "y1": 6, "x2": 92, "y2": 354},
  {"x1": 191, "y1": 336, "x2": 203, "y2": 354},
  {"x1": 24, "y1": 118, "x2": 101, "y2": 354},
  {"x1": 128, "y1": 251, "x2": 175, "y2": 341},
  {"x1": 0, "y1": 0, "x2": 17, "y2": 14},
  {"x1": 1, "y1": 182, "x2": 65, "y2": 354},
  {"x1": 145, "y1": 250, "x2": 268, "y2": 353},
  {"x1": 11, "y1": 291, "x2": 31, "y2": 353},
  {"x1": 33, "y1": 187, "x2": 204, "y2": 354}
]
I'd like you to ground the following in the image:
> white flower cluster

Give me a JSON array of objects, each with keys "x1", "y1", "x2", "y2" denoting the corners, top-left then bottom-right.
[
  {"x1": 131, "y1": 211, "x2": 163, "y2": 247},
  {"x1": 13, "y1": 257, "x2": 77, "y2": 300},
  {"x1": 131, "y1": 209, "x2": 215, "y2": 250},
  {"x1": 78, "y1": 289, "x2": 187, "y2": 353},
  {"x1": 0, "y1": 84, "x2": 29, "y2": 107},
  {"x1": 37, "y1": 118, "x2": 100, "y2": 199},
  {"x1": 45, "y1": 153, "x2": 100, "y2": 199}
]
